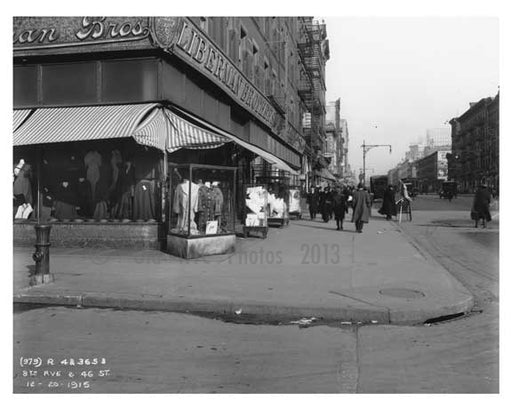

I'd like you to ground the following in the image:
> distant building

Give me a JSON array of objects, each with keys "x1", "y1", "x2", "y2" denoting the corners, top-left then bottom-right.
[
  {"x1": 423, "y1": 128, "x2": 451, "y2": 157},
  {"x1": 416, "y1": 150, "x2": 451, "y2": 193},
  {"x1": 449, "y1": 93, "x2": 499, "y2": 193}
]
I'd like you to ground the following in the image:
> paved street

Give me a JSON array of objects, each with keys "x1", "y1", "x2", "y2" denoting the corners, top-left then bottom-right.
[{"x1": 13, "y1": 196, "x2": 499, "y2": 393}]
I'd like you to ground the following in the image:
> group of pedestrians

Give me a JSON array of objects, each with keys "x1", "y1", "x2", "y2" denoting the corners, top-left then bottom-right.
[{"x1": 306, "y1": 183, "x2": 372, "y2": 233}]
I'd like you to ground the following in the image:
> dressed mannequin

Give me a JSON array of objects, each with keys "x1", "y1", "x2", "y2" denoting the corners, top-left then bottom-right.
[
  {"x1": 115, "y1": 160, "x2": 135, "y2": 220},
  {"x1": 173, "y1": 179, "x2": 199, "y2": 234},
  {"x1": 133, "y1": 179, "x2": 155, "y2": 221},
  {"x1": 92, "y1": 161, "x2": 110, "y2": 220},
  {"x1": 196, "y1": 181, "x2": 214, "y2": 234},
  {"x1": 84, "y1": 150, "x2": 102, "y2": 202},
  {"x1": 211, "y1": 181, "x2": 224, "y2": 232},
  {"x1": 110, "y1": 149, "x2": 123, "y2": 192}
]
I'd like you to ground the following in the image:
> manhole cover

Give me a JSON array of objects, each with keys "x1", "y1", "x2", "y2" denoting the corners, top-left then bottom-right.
[{"x1": 379, "y1": 288, "x2": 425, "y2": 299}]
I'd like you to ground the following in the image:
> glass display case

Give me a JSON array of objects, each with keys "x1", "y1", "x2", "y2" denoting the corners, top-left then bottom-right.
[
  {"x1": 168, "y1": 163, "x2": 237, "y2": 237},
  {"x1": 167, "y1": 163, "x2": 237, "y2": 258},
  {"x1": 242, "y1": 184, "x2": 268, "y2": 238}
]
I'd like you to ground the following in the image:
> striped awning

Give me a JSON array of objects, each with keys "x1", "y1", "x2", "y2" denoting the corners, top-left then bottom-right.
[
  {"x1": 165, "y1": 109, "x2": 229, "y2": 152},
  {"x1": 169, "y1": 106, "x2": 299, "y2": 175},
  {"x1": 13, "y1": 104, "x2": 165, "y2": 149},
  {"x1": 132, "y1": 107, "x2": 168, "y2": 151},
  {"x1": 13, "y1": 109, "x2": 33, "y2": 131}
]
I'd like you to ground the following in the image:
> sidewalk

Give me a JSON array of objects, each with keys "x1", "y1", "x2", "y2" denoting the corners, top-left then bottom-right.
[{"x1": 13, "y1": 214, "x2": 474, "y2": 325}]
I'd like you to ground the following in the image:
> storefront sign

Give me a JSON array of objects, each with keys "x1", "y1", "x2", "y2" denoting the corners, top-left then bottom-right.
[
  {"x1": 13, "y1": 17, "x2": 151, "y2": 50},
  {"x1": 164, "y1": 18, "x2": 278, "y2": 132}
]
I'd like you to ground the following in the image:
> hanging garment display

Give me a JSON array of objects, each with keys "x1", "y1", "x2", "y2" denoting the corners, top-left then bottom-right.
[
  {"x1": 14, "y1": 203, "x2": 33, "y2": 219},
  {"x1": 93, "y1": 201, "x2": 108, "y2": 220},
  {"x1": 289, "y1": 189, "x2": 301, "y2": 214},
  {"x1": 13, "y1": 159, "x2": 25, "y2": 180},
  {"x1": 196, "y1": 184, "x2": 214, "y2": 233},
  {"x1": 268, "y1": 193, "x2": 286, "y2": 218},
  {"x1": 133, "y1": 179, "x2": 155, "y2": 221},
  {"x1": 110, "y1": 149, "x2": 123, "y2": 191},
  {"x1": 245, "y1": 186, "x2": 268, "y2": 227},
  {"x1": 114, "y1": 162, "x2": 135, "y2": 220},
  {"x1": 84, "y1": 150, "x2": 102, "y2": 202},
  {"x1": 173, "y1": 180, "x2": 199, "y2": 234},
  {"x1": 54, "y1": 181, "x2": 78, "y2": 220},
  {"x1": 13, "y1": 163, "x2": 33, "y2": 205},
  {"x1": 211, "y1": 182, "x2": 224, "y2": 233},
  {"x1": 76, "y1": 178, "x2": 93, "y2": 218}
]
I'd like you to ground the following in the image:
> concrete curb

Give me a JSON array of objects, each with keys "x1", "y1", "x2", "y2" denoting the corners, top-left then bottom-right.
[
  {"x1": 13, "y1": 287, "x2": 472, "y2": 325},
  {"x1": 391, "y1": 220, "x2": 475, "y2": 320}
]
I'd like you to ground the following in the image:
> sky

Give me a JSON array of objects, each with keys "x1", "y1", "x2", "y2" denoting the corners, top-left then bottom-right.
[{"x1": 323, "y1": 16, "x2": 499, "y2": 178}]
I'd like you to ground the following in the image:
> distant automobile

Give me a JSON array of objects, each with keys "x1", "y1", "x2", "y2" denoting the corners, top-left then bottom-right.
[{"x1": 439, "y1": 181, "x2": 458, "y2": 200}]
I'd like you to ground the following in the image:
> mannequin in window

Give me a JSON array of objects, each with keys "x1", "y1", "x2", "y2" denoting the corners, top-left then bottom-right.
[
  {"x1": 196, "y1": 180, "x2": 213, "y2": 234},
  {"x1": 211, "y1": 181, "x2": 224, "y2": 232},
  {"x1": 92, "y1": 160, "x2": 110, "y2": 221},
  {"x1": 173, "y1": 178, "x2": 199, "y2": 234},
  {"x1": 84, "y1": 150, "x2": 102, "y2": 202},
  {"x1": 115, "y1": 159, "x2": 135, "y2": 221}
]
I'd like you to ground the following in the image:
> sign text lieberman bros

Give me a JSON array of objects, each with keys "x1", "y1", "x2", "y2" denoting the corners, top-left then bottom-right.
[{"x1": 173, "y1": 19, "x2": 277, "y2": 130}]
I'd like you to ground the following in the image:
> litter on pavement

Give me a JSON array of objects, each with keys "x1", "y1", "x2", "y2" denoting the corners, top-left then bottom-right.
[{"x1": 290, "y1": 317, "x2": 317, "y2": 326}]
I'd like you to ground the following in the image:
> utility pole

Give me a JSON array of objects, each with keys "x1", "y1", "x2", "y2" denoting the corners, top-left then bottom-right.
[{"x1": 361, "y1": 140, "x2": 392, "y2": 186}]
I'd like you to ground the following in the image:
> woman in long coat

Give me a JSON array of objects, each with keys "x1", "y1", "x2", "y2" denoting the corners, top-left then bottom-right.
[
  {"x1": 471, "y1": 184, "x2": 492, "y2": 228},
  {"x1": 378, "y1": 185, "x2": 397, "y2": 220},
  {"x1": 351, "y1": 183, "x2": 372, "y2": 233},
  {"x1": 332, "y1": 188, "x2": 348, "y2": 230}
]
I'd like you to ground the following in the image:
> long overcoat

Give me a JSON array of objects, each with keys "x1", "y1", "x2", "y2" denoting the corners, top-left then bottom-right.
[
  {"x1": 379, "y1": 187, "x2": 397, "y2": 216},
  {"x1": 332, "y1": 192, "x2": 348, "y2": 219},
  {"x1": 351, "y1": 189, "x2": 371, "y2": 223},
  {"x1": 472, "y1": 186, "x2": 492, "y2": 222}
]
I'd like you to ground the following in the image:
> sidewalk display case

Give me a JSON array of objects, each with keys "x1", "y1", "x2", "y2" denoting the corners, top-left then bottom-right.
[
  {"x1": 243, "y1": 184, "x2": 269, "y2": 238},
  {"x1": 288, "y1": 185, "x2": 302, "y2": 220},
  {"x1": 255, "y1": 175, "x2": 290, "y2": 227},
  {"x1": 167, "y1": 163, "x2": 237, "y2": 258}
]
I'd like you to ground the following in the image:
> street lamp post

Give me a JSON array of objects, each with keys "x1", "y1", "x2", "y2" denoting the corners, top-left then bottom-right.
[{"x1": 361, "y1": 140, "x2": 392, "y2": 185}]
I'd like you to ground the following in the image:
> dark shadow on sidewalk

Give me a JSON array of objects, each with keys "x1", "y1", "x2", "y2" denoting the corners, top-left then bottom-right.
[{"x1": 293, "y1": 222, "x2": 358, "y2": 233}]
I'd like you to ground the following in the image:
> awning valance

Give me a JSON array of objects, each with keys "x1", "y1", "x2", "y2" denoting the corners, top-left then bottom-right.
[
  {"x1": 169, "y1": 106, "x2": 299, "y2": 175},
  {"x1": 165, "y1": 109, "x2": 230, "y2": 152},
  {"x1": 13, "y1": 109, "x2": 33, "y2": 132},
  {"x1": 314, "y1": 168, "x2": 337, "y2": 182},
  {"x1": 13, "y1": 104, "x2": 167, "y2": 150}
]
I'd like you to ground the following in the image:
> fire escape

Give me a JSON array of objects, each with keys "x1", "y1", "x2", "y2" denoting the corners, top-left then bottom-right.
[{"x1": 297, "y1": 18, "x2": 329, "y2": 159}]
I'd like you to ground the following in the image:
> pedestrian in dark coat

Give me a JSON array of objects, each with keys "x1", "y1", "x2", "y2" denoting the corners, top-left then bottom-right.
[
  {"x1": 308, "y1": 187, "x2": 320, "y2": 220},
  {"x1": 351, "y1": 183, "x2": 372, "y2": 233},
  {"x1": 378, "y1": 185, "x2": 397, "y2": 220},
  {"x1": 471, "y1": 184, "x2": 492, "y2": 228},
  {"x1": 321, "y1": 186, "x2": 334, "y2": 222},
  {"x1": 332, "y1": 189, "x2": 348, "y2": 230}
]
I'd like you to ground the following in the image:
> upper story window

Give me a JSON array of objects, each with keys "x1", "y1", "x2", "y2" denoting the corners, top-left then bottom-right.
[{"x1": 239, "y1": 25, "x2": 248, "y2": 67}]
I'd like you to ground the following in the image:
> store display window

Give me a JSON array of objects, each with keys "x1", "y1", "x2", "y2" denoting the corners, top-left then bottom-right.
[
  {"x1": 13, "y1": 139, "x2": 163, "y2": 224},
  {"x1": 168, "y1": 163, "x2": 237, "y2": 237}
]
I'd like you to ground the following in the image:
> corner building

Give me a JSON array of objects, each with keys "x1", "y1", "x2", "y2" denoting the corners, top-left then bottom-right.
[{"x1": 13, "y1": 17, "x2": 329, "y2": 249}]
